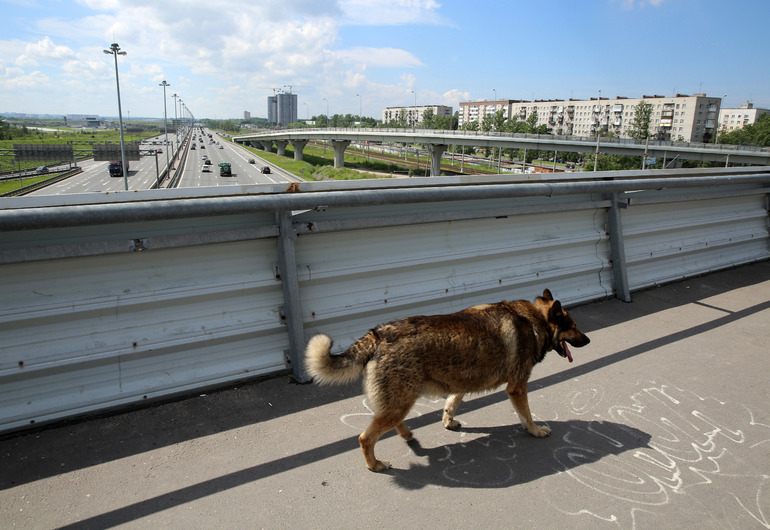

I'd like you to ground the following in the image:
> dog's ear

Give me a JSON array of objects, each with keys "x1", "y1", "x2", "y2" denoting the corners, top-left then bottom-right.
[
  {"x1": 548, "y1": 300, "x2": 563, "y2": 323},
  {"x1": 542, "y1": 289, "x2": 554, "y2": 301}
]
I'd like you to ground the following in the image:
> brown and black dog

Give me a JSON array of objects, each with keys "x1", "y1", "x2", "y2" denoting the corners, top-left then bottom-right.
[{"x1": 305, "y1": 289, "x2": 590, "y2": 472}]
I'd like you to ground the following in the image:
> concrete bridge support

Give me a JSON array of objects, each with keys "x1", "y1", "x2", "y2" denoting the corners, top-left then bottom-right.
[
  {"x1": 274, "y1": 141, "x2": 288, "y2": 156},
  {"x1": 330, "y1": 140, "x2": 351, "y2": 168},
  {"x1": 426, "y1": 143, "x2": 447, "y2": 177},
  {"x1": 290, "y1": 140, "x2": 308, "y2": 161},
  {"x1": 260, "y1": 141, "x2": 273, "y2": 152}
]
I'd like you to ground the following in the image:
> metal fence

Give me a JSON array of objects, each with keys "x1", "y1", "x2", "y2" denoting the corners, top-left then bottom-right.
[{"x1": 1, "y1": 166, "x2": 768, "y2": 433}]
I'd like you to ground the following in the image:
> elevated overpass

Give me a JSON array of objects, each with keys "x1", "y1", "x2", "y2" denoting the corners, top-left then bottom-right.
[{"x1": 233, "y1": 128, "x2": 770, "y2": 176}]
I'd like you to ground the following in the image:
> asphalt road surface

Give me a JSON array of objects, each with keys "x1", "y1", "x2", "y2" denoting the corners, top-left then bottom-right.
[{"x1": 27, "y1": 130, "x2": 298, "y2": 196}]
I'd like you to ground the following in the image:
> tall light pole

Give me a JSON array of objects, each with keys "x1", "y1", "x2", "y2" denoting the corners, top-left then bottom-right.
[
  {"x1": 159, "y1": 80, "x2": 171, "y2": 175},
  {"x1": 172, "y1": 93, "x2": 179, "y2": 151},
  {"x1": 356, "y1": 93, "x2": 362, "y2": 127},
  {"x1": 103, "y1": 42, "x2": 128, "y2": 190},
  {"x1": 409, "y1": 89, "x2": 416, "y2": 130},
  {"x1": 323, "y1": 98, "x2": 329, "y2": 128},
  {"x1": 715, "y1": 94, "x2": 727, "y2": 144}
]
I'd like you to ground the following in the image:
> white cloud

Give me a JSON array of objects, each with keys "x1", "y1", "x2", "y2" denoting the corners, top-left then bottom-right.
[
  {"x1": 339, "y1": 0, "x2": 446, "y2": 25},
  {"x1": 335, "y1": 47, "x2": 424, "y2": 69}
]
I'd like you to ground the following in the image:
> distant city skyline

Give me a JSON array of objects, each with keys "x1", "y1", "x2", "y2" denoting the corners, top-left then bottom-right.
[{"x1": 2, "y1": 0, "x2": 768, "y2": 120}]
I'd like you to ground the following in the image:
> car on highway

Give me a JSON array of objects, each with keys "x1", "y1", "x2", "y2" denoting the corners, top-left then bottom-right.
[
  {"x1": 219, "y1": 145, "x2": 223, "y2": 149},
  {"x1": 248, "y1": 158, "x2": 255, "y2": 164},
  {"x1": 204, "y1": 159, "x2": 212, "y2": 165},
  {"x1": 202, "y1": 165, "x2": 212, "y2": 172},
  {"x1": 261, "y1": 166, "x2": 271, "y2": 174},
  {"x1": 36, "y1": 166, "x2": 49, "y2": 174}
]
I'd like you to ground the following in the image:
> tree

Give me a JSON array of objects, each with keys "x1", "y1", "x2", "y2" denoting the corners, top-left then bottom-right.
[
  {"x1": 716, "y1": 113, "x2": 770, "y2": 146},
  {"x1": 628, "y1": 100, "x2": 653, "y2": 140},
  {"x1": 421, "y1": 108, "x2": 435, "y2": 129}
]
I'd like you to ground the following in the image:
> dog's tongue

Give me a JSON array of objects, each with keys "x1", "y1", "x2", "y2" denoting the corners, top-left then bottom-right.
[{"x1": 562, "y1": 341, "x2": 573, "y2": 363}]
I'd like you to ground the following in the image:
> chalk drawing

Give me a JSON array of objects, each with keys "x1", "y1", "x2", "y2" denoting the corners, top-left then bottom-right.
[
  {"x1": 550, "y1": 380, "x2": 770, "y2": 528},
  {"x1": 336, "y1": 380, "x2": 769, "y2": 527}
]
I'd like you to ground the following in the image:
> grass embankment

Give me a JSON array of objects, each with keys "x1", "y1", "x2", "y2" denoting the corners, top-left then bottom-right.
[
  {"x1": 0, "y1": 129, "x2": 156, "y2": 174},
  {"x1": 238, "y1": 140, "x2": 501, "y2": 181},
  {"x1": 241, "y1": 141, "x2": 407, "y2": 181}
]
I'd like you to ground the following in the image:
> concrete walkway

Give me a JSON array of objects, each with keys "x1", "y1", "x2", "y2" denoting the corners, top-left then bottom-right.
[{"x1": 2, "y1": 261, "x2": 769, "y2": 529}]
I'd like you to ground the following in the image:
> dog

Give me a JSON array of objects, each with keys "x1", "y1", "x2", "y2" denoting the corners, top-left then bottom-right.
[{"x1": 304, "y1": 289, "x2": 590, "y2": 472}]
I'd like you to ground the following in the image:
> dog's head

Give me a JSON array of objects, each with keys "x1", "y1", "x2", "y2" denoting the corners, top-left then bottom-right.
[{"x1": 536, "y1": 289, "x2": 590, "y2": 363}]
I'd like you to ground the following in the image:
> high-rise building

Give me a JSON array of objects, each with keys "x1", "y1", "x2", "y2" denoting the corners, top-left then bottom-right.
[
  {"x1": 267, "y1": 93, "x2": 298, "y2": 126},
  {"x1": 458, "y1": 94, "x2": 722, "y2": 143},
  {"x1": 244, "y1": 111, "x2": 251, "y2": 120}
]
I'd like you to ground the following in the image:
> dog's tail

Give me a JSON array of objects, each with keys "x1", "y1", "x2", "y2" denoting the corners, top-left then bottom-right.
[{"x1": 304, "y1": 332, "x2": 377, "y2": 385}]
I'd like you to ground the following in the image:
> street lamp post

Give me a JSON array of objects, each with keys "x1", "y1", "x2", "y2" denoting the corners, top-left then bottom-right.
[
  {"x1": 409, "y1": 89, "x2": 416, "y2": 130},
  {"x1": 103, "y1": 43, "x2": 129, "y2": 190},
  {"x1": 322, "y1": 98, "x2": 329, "y2": 127},
  {"x1": 172, "y1": 93, "x2": 179, "y2": 152},
  {"x1": 356, "y1": 93, "x2": 362, "y2": 127},
  {"x1": 160, "y1": 81, "x2": 171, "y2": 176}
]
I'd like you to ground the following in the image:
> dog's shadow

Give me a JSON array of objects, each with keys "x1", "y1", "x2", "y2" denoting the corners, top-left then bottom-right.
[{"x1": 388, "y1": 420, "x2": 651, "y2": 490}]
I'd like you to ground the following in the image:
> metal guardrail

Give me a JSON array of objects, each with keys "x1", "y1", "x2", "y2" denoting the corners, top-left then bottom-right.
[
  {"x1": 0, "y1": 166, "x2": 768, "y2": 433},
  {"x1": 0, "y1": 168, "x2": 83, "y2": 197}
]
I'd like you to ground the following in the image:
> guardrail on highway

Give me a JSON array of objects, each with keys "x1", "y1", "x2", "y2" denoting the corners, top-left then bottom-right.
[
  {"x1": 0, "y1": 168, "x2": 83, "y2": 197},
  {"x1": 0, "y1": 166, "x2": 768, "y2": 433}
]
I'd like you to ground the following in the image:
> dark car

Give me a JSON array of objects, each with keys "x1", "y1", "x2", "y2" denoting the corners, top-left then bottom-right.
[
  {"x1": 261, "y1": 166, "x2": 271, "y2": 174},
  {"x1": 36, "y1": 166, "x2": 49, "y2": 174},
  {"x1": 248, "y1": 158, "x2": 255, "y2": 164}
]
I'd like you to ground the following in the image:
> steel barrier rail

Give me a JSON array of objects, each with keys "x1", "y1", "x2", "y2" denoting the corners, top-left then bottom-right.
[
  {"x1": 0, "y1": 167, "x2": 768, "y2": 432},
  {"x1": 2, "y1": 169, "x2": 769, "y2": 231}
]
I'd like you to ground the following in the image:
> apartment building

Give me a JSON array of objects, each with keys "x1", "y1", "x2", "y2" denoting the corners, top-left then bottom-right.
[
  {"x1": 382, "y1": 105, "x2": 453, "y2": 127},
  {"x1": 458, "y1": 94, "x2": 722, "y2": 143},
  {"x1": 718, "y1": 102, "x2": 768, "y2": 134}
]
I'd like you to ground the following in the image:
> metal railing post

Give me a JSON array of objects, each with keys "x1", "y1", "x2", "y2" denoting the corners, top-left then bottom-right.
[
  {"x1": 607, "y1": 192, "x2": 631, "y2": 302},
  {"x1": 276, "y1": 210, "x2": 308, "y2": 381}
]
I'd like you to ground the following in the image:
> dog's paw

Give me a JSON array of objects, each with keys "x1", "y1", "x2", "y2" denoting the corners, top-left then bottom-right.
[
  {"x1": 528, "y1": 424, "x2": 551, "y2": 437},
  {"x1": 443, "y1": 418, "x2": 462, "y2": 430},
  {"x1": 369, "y1": 459, "x2": 392, "y2": 472}
]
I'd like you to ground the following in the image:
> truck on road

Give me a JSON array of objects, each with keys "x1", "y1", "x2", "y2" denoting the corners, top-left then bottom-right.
[
  {"x1": 108, "y1": 160, "x2": 129, "y2": 177},
  {"x1": 219, "y1": 162, "x2": 231, "y2": 177}
]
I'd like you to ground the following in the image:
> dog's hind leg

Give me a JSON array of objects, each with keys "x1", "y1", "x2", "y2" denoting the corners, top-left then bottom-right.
[
  {"x1": 442, "y1": 393, "x2": 465, "y2": 430},
  {"x1": 359, "y1": 405, "x2": 414, "y2": 472},
  {"x1": 506, "y1": 381, "x2": 550, "y2": 437}
]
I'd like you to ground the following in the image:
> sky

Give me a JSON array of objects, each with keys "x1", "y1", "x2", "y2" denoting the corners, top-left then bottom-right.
[{"x1": 1, "y1": 0, "x2": 768, "y2": 121}]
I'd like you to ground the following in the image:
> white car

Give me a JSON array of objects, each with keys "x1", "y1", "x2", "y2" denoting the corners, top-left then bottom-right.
[{"x1": 202, "y1": 165, "x2": 212, "y2": 172}]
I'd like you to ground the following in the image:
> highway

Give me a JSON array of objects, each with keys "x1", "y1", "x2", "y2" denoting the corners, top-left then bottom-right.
[
  {"x1": 177, "y1": 129, "x2": 301, "y2": 187},
  {"x1": 28, "y1": 129, "x2": 299, "y2": 196}
]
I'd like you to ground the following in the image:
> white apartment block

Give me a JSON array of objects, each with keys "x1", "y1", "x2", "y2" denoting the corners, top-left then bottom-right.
[
  {"x1": 718, "y1": 102, "x2": 768, "y2": 134},
  {"x1": 458, "y1": 94, "x2": 723, "y2": 143},
  {"x1": 382, "y1": 105, "x2": 453, "y2": 127}
]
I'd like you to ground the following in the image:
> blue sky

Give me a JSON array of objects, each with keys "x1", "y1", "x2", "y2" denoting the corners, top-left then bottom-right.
[{"x1": 1, "y1": 0, "x2": 768, "y2": 120}]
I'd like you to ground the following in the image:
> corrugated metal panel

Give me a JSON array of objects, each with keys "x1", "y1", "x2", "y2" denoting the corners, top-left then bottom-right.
[
  {"x1": 0, "y1": 174, "x2": 767, "y2": 433},
  {"x1": 623, "y1": 185, "x2": 769, "y2": 290},
  {"x1": 295, "y1": 195, "x2": 612, "y2": 354},
  {"x1": 0, "y1": 219, "x2": 287, "y2": 433}
]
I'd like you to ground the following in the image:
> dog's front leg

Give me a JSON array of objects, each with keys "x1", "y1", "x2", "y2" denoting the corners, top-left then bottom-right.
[
  {"x1": 442, "y1": 393, "x2": 465, "y2": 429},
  {"x1": 506, "y1": 381, "x2": 550, "y2": 437}
]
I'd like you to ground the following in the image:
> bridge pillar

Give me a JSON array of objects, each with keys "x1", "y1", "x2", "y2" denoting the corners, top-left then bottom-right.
[
  {"x1": 290, "y1": 140, "x2": 308, "y2": 161},
  {"x1": 330, "y1": 140, "x2": 351, "y2": 168},
  {"x1": 426, "y1": 143, "x2": 447, "y2": 177},
  {"x1": 260, "y1": 141, "x2": 273, "y2": 152},
  {"x1": 274, "y1": 140, "x2": 288, "y2": 156}
]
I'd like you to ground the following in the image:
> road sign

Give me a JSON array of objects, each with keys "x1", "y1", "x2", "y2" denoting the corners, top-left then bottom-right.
[
  {"x1": 13, "y1": 144, "x2": 74, "y2": 162},
  {"x1": 93, "y1": 143, "x2": 141, "y2": 161}
]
